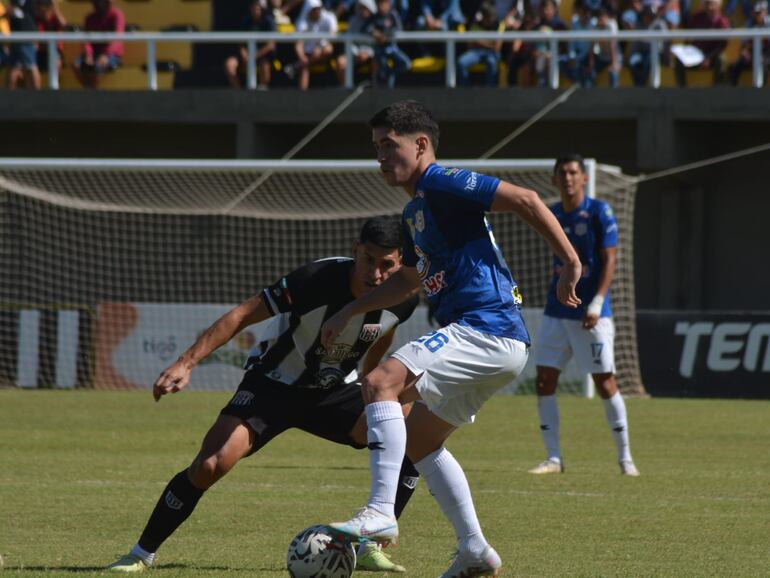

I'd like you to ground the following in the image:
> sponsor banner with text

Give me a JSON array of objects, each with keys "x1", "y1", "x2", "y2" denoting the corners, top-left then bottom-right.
[{"x1": 637, "y1": 311, "x2": 770, "y2": 398}]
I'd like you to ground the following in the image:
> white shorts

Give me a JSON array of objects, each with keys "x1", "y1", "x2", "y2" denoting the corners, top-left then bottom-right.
[
  {"x1": 533, "y1": 315, "x2": 615, "y2": 375},
  {"x1": 391, "y1": 323, "x2": 529, "y2": 427}
]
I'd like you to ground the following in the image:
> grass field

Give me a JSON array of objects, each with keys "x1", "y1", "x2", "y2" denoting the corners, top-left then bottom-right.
[{"x1": 1, "y1": 389, "x2": 768, "y2": 577}]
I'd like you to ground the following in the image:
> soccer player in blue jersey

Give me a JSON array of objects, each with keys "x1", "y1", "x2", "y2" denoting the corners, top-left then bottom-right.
[
  {"x1": 320, "y1": 100, "x2": 582, "y2": 577},
  {"x1": 528, "y1": 153, "x2": 640, "y2": 477}
]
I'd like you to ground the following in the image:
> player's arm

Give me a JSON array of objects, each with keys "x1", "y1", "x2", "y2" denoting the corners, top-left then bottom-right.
[
  {"x1": 320, "y1": 267, "x2": 421, "y2": 350},
  {"x1": 361, "y1": 327, "x2": 396, "y2": 376},
  {"x1": 583, "y1": 246, "x2": 616, "y2": 329},
  {"x1": 491, "y1": 180, "x2": 582, "y2": 308},
  {"x1": 153, "y1": 295, "x2": 271, "y2": 402}
]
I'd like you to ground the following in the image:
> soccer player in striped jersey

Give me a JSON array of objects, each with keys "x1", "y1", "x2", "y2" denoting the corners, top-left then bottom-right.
[
  {"x1": 107, "y1": 217, "x2": 419, "y2": 574},
  {"x1": 528, "y1": 153, "x2": 640, "y2": 477},
  {"x1": 321, "y1": 100, "x2": 582, "y2": 578}
]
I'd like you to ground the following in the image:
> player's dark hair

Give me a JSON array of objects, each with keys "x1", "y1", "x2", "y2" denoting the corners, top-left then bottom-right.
[
  {"x1": 369, "y1": 100, "x2": 440, "y2": 153},
  {"x1": 554, "y1": 153, "x2": 586, "y2": 174},
  {"x1": 359, "y1": 216, "x2": 402, "y2": 251}
]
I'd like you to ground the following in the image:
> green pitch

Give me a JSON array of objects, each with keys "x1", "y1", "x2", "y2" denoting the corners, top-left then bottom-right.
[{"x1": 0, "y1": 390, "x2": 767, "y2": 577}]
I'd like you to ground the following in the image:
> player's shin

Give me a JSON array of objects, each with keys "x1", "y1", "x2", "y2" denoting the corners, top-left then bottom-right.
[
  {"x1": 365, "y1": 401, "x2": 406, "y2": 518},
  {"x1": 414, "y1": 447, "x2": 489, "y2": 558},
  {"x1": 394, "y1": 455, "x2": 419, "y2": 519},
  {"x1": 136, "y1": 470, "x2": 206, "y2": 555}
]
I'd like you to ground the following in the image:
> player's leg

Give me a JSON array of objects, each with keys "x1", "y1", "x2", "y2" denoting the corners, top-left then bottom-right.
[
  {"x1": 530, "y1": 365, "x2": 565, "y2": 473},
  {"x1": 299, "y1": 383, "x2": 415, "y2": 572},
  {"x1": 328, "y1": 347, "x2": 423, "y2": 542},
  {"x1": 530, "y1": 315, "x2": 571, "y2": 473},
  {"x1": 405, "y1": 326, "x2": 527, "y2": 577},
  {"x1": 572, "y1": 317, "x2": 639, "y2": 475},
  {"x1": 108, "y1": 414, "x2": 255, "y2": 572},
  {"x1": 592, "y1": 372, "x2": 639, "y2": 476}
]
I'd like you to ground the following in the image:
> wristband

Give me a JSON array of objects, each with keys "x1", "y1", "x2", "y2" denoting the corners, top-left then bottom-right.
[{"x1": 587, "y1": 295, "x2": 605, "y2": 317}]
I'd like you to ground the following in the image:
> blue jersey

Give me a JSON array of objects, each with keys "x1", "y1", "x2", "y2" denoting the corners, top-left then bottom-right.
[
  {"x1": 544, "y1": 196, "x2": 617, "y2": 319},
  {"x1": 402, "y1": 163, "x2": 530, "y2": 344}
]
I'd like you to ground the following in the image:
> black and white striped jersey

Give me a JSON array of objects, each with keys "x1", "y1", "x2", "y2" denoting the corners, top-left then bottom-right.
[{"x1": 245, "y1": 257, "x2": 418, "y2": 389}]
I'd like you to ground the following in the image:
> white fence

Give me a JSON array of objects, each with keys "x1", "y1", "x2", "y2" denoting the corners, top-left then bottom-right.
[{"x1": 4, "y1": 28, "x2": 769, "y2": 89}]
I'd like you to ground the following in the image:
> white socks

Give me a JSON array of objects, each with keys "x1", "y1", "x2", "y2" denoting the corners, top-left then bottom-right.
[
  {"x1": 603, "y1": 392, "x2": 632, "y2": 462},
  {"x1": 365, "y1": 401, "x2": 405, "y2": 519},
  {"x1": 129, "y1": 543, "x2": 156, "y2": 566},
  {"x1": 415, "y1": 447, "x2": 488, "y2": 558},
  {"x1": 536, "y1": 394, "x2": 562, "y2": 463}
]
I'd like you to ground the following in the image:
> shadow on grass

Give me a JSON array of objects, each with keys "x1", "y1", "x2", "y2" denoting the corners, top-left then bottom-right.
[{"x1": 7, "y1": 564, "x2": 275, "y2": 573}]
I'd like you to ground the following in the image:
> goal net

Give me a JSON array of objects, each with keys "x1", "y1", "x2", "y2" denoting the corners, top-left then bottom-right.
[{"x1": 0, "y1": 159, "x2": 644, "y2": 396}]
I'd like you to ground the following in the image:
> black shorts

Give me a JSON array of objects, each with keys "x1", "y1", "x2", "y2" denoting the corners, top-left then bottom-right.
[{"x1": 220, "y1": 370, "x2": 366, "y2": 455}]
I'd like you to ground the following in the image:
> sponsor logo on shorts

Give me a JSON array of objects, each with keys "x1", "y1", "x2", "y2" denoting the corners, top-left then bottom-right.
[
  {"x1": 359, "y1": 324, "x2": 382, "y2": 342},
  {"x1": 165, "y1": 491, "x2": 183, "y2": 510},
  {"x1": 229, "y1": 390, "x2": 255, "y2": 407}
]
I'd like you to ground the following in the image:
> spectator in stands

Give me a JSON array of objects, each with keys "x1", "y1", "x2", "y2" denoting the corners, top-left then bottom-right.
[
  {"x1": 727, "y1": 0, "x2": 769, "y2": 85},
  {"x1": 418, "y1": 0, "x2": 466, "y2": 30},
  {"x1": 620, "y1": 0, "x2": 643, "y2": 28},
  {"x1": 674, "y1": 0, "x2": 729, "y2": 86},
  {"x1": 34, "y1": 0, "x2": 66, "y2": 76},
  {"x1": 457, "y1": 1, "x2": 503, "y2": 85},
  {"x1": 4, "y1": 0, "x2": 40, "y2": 89},
  {"x1": 627, "y1": 5, "x2": 669, "y2": 85},
  {"x1": 335, "y1": 0, "x2": 376, "y2": 85},
  {"x1": 564, "y1": 2, "x2": 598, "y2": 86},
  {"x1": 593, "y1": 7, "x2": 621, "y2": 86},
  {"x1": 73, "y1": 0, "x2": 125, "y2": 89},
  {"x1": 224, "y1": 0, "x2": 276, "y2": 89},
  {"x1": 292, "y1": 0, "x2": 338, "y2": 89},
  {"x1": 369, "y1": 0, "x2": 411, "y2": 87},
  {"x1": 505, "y1": 6, "x2": 538, "y2": 86}
]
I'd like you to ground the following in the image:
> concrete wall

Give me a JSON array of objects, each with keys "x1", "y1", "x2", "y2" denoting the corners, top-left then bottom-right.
[{"x1": 2, "y1": 87, "x2": 768, "y2": 310}]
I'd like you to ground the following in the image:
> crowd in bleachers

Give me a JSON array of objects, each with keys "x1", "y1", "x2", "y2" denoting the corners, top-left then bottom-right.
[{"x1": 0, "y1": 0, "x2": 768, "y2": 89}]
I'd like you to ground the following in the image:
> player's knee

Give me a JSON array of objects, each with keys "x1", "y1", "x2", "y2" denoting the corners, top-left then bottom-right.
[
  {"x1": 189, "y1": 451, "x2": 235, "y2": 488},
  {"x1": 535, "y1": 368, "x2": 559, "y2": 396},
  {"x1": 593, "y1": 373, "x2": 617, "y2": 398}
]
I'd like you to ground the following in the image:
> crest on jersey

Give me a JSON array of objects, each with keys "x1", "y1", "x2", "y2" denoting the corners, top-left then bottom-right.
[
  {"x1": 579, "y1": 210, "x2": 589, "y2": 218},
  {"x1": 359, "y1": 323, "x2": 382, "y2": 342},
  {"x1": 415, "y1": 210, "x2": 425, "y2": 232}
]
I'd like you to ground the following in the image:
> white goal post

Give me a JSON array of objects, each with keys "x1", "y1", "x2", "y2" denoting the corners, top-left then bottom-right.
[{"x1": 0, "y1": 158, "x2": 644, "y2": 397}]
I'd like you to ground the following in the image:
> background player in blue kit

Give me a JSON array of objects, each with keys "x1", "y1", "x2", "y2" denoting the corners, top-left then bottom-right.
[
  {"x1": 528, "y1": 153, "x2": 640, "y2": 477},
  {"x1": 321, "y1": 100, "x2": 582, "y2": 578},
  {"x1": 107, "y1": 217, "x2": 418, "y2": 574}
]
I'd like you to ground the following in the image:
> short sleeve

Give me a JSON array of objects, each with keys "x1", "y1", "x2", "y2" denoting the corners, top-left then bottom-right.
[
  {"x1": 261, "y1": 261, "x2": 322, "y2": 315},
  {"x1": 422, "y1": 165, "x2": 500, "y2": 211},
  {"x1": 597, "y1": 202, "x2": 618, "y2": 249}
]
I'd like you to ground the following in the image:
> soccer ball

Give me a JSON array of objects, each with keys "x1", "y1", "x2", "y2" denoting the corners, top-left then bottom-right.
[{"x1": 286, "y1": 525, "x2": 356, "y2": 578}]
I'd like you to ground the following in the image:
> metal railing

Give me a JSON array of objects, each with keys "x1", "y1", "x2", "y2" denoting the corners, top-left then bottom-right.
[{"x1": 4, "y1": 28, "x2": 769, "y2": 90}]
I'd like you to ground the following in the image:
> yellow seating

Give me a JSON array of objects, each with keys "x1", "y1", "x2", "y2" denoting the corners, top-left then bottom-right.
[{"x1": 411, "y1": 56, "x2": 445, "y2": 73}]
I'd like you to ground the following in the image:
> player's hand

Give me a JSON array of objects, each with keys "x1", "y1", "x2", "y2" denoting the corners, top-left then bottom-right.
[
  {"x1": 320, "y1": 305, "x2": 352, "y2": 351},
  {"x1": 557, "y1": 261, "x2": 582, "y2": 309},
  {"x1": 582, "y1": 312, "x2": 599, "y2": 330},
  {"x1": 152, "y1": 358, "x2": 193, "y2": 402}
]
